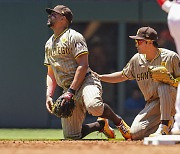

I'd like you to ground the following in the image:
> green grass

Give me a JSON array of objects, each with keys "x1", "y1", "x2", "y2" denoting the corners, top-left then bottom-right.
[{"x1": 0, "y1": 129, "x2": 124, "y2": 141}]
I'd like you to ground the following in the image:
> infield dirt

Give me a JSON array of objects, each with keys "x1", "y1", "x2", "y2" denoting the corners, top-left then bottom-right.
[{"x1": 0, "y1": 140, "x2": 180, "y2": 154}]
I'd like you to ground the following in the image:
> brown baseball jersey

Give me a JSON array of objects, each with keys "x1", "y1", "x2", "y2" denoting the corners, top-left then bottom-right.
[
  {"x1": 122, "y1": 48, "x2": 180, "y2": 102},
  {"x1": 44, "y1": 28, "x2": 89, "y2": 90},
  {"x1": 44, "y1": 28, "x2": 104, "y2": 139},
  {"x1": 122, "y1": 48, "x2": 180, "y2": 139}
]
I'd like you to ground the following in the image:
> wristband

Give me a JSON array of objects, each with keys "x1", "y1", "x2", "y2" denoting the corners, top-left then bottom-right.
[{"x1": 68, "y1": 88, "x2": 76, "y2": 95}]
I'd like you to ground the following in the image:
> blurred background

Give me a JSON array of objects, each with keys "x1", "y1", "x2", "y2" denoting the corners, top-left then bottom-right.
[{"x1": 0, "y1": 0, "x2": 176, "y2": 128}]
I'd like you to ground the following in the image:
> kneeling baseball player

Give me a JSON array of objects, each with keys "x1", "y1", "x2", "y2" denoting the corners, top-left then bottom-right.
[
  {"x1": 94, "y1": 27, "x2": 180, "y2": 140},
  {"x1": 44, "y1": 5, "x2": 131, "y2": 140}
]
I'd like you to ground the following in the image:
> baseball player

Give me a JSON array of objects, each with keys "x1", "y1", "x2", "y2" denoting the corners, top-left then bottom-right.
[
  {"x1": 94, "y1": 27, "x2": 180, "y2": 140},
  {"x1": 44, "y1": 5, "x2": 131, "y2": 140},
  {"x1": 157, "y1": 0, "x2": 180, "y2": 134}
]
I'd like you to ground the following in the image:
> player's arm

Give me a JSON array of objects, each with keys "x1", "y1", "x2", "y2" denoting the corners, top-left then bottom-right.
[
  {"x1": 46, "y1": 65, "x2": 57, "y2": 113},
  {"x1": 46, "y1": 65, "x2": 57, "y2": 97},
  {"x1": 156, "y1": 0, "x2": 173, "y2": 13},
  {"x1": 99, "y1": 71, "x2": 128, "y2": 83},
  {"x1": 69, "y1": 53, "x2": 88, "y2": 91}
]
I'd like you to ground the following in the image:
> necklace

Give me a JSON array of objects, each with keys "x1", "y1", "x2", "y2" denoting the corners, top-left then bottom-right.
[
  {"x1": 53, "y1": 28, "x2": 68, "y2": 41},
  {"x1": 149, "y1": 48, "x2": 161, "y2": 64}
]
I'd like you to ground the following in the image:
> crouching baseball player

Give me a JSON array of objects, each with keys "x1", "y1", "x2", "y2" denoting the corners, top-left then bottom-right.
[
  {"x1": 94, "y1": 27, "x2": 180, "y2": 140},
  {"x1": 44, "y1": 4, "x2": 131, "y2": 140},
  {"x1": 156, "y1": 0, "x2": 180, "y2": 135}
]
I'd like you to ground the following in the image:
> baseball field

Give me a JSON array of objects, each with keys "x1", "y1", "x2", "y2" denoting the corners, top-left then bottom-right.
[{"x1": 0, "y1": 129, "x2": 180, "y2": 154}]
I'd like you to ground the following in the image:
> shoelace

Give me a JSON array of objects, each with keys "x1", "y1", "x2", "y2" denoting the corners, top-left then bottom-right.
[{"x1": 118, "y1": 122, "x2": 129, "y2": 134}]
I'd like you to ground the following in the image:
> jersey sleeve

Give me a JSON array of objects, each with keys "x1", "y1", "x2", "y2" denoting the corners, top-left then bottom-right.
[
  {"x1": 172, "y1": 53, "x2": 180, "y2": 78},
  {"x1": 122, "y1": 56, "x2": 136, "y2": 80},
  {"x1": 71, "y1": 33, "x2": 88, "y2": 59}
]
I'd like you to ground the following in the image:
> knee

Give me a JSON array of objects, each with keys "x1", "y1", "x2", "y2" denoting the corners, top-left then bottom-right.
[
  {"x1": 130, "y1": 130, "x2": 145, "y2": 140},
  {"x1": 130, "y1": 124, "x2": 146, "y2": 140},
  {"x1": 86, "y1": 102, "x2": 104, "y2": 116},
  {"x1": 158, "y1": 84, "x2": 171, "y2": 93},
  {"x1": 158, "y1": 83, "x2": 177, "y2": 97}
]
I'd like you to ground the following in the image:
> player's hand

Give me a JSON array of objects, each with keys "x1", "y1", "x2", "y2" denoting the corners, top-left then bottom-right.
[
  {"x1": 91, "y1": 70, "x2": 101, "y2": 80},
  {"x1": 61, "y1": 92, "x2": 74, "y2": 105},
  {"x1": 46, "y1": 96, "x2": 53, "y2": 114}
]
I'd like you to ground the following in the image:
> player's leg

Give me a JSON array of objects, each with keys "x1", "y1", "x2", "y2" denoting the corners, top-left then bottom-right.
[
  {"x1": 173, "y1": 33, "x2": 180, "y2": 55},
  {"x1": 81, "y1": 119, "x2": 105, "y2": 138},
  {"x1": 149, "y1": 84, "x2": 176, "y2": 137},
  {"x1": 168, "y1": 22, "x2": 180, "y2": 54},
  {"x1": 172, "y1": 83, "x2": 180, "y2": 134},
  {"x1": 168, "y1": 5, "x2": 180, "y2": 54},
  {"x1": 61, "y1": 99, "x2": 105, "y2": 139},
  {"x1": 79, "y1": 78, "x2": 115, "y2": 138},
  {"x1": 61, "y1": 100, "x2": 86, "y2": 139},
  {"x1": 81, "y1": 75, "x2": 131, "y2": 139},
  {"x1": 100, "y1": 103, "x2": 131, "y2": 139},
  {"x1": 167, "y1": 4, "x2": 180, "y2": 134},
  {"x1": 130, "y1": 100, "x2": 160, "y2": 140}
]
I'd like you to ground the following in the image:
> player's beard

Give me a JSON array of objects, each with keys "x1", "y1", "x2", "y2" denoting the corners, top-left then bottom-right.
[{"x1": 47, "y1": 17, "x2": 55, "y2": 27}]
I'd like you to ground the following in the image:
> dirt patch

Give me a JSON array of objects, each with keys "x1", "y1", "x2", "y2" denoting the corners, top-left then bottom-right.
[{"x1": 0, "y1": 140, "x2": 180, "y2": 154}]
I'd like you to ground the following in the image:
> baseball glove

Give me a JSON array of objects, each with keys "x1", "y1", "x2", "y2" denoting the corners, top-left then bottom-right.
[
  {"x1": 148, "y1": 65, "x2": 179, "y2": 87},
  {"x1": 51, "y1": 94, "x2": 75, "y2": 118}
]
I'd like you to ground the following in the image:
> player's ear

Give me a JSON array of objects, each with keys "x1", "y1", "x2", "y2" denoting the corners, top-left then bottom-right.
[{"x1": 146, "y1": 40, "x2": 152, "y2": 45}]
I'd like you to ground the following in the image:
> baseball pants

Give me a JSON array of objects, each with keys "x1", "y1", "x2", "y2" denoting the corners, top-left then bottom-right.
[
  {"x1": 130, "y1": 84, "x2": 177, "y2": 140},
  {"x1": 61, "y1": 75, "x2": 104, "y2": 139}
]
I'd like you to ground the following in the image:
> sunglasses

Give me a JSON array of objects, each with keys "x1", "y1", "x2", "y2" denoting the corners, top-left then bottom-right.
[
  {"x1": 135, "y1": 39, "x2": 145, "y2": 46},
  {"x1": 50, "y1": 11, "x2": 64, "y2": 18},
  {"x1": 135, "y1": 39, "x2": 153, "y2": 46}
]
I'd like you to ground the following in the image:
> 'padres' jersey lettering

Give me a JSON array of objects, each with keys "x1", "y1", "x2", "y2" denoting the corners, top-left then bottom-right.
[
  {"x1": 123, "y1": 48, "x2": 180, "y2": 101},
  {"x1": 136, "y1": 71, "x2": 150, "y2": 81},
  {"x1": 44, "y1": 28, "x2": 89, "y2": 89},
  {"x1": 46, "y1": 46, "x2": 71, "y2": 57}
]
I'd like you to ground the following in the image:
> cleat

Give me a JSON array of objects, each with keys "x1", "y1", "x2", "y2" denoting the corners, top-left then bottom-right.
[
  {"x1": 97, "y1": 118, "x2": 115, "y2": 139},
  {"x1": 168, "y1": 116, "x2": 174, "y2": 133},
  {"x1": 149, "y1": 124, "x2": 169, "y2": 137},
  {"x1": 171, "y1": 122, "x2": 180, "y2": 135},
  {"x1": 116, "y1": 119, "x2": 131, "y2": 140},
  {"x1": 150, "y1": 117, "x2": 174, "y2": 137}
]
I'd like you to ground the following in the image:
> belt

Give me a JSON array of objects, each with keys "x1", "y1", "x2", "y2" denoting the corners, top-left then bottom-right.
[{"x1": 64, "y1": 72, "x2": 91, "y2": 90}]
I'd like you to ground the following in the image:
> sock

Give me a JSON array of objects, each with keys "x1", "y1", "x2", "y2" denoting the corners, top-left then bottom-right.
[
  {"x1": 161, "y1": 120, "x2": 169, "y2": 126},
  {"x1": 81, "y1": 121, "x2": 105, "y2": 138}
]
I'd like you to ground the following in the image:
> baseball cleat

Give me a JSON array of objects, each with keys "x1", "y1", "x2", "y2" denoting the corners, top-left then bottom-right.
[
  {"x1": 171, "y1": 122, "x2": 180, "y2": 135},
  {"x1": 116, "y1": 119, "x2": 131, "y2": 140},
  {"x1": 168, "y1": 116, "x2": 175, "y2": 132},
  {"x1": 150, "y1": 117, "x2": 174, "y2": 137},
  {"x1": 149, "y1": 124, "x2": 169, "y2": 137},
  {"x1": 97, "y1": 117, "x2": 115, "y2": 139}
]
